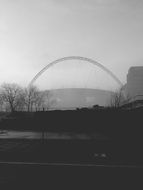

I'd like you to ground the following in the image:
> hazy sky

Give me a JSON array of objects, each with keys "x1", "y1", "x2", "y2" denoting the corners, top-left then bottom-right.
[{"x1": 0, "y1": 0, "x2": 143, "y2": 90}]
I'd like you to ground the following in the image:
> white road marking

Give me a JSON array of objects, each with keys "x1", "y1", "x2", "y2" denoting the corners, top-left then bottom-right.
[{"x1": 0, "y1": 161, "x2": 142, "y2": 168}]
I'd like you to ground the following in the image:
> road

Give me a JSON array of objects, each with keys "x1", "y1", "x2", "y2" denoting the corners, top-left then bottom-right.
[
  {"x1": 0, "y1": 138, "x2": 142, "y2": 188},
  {"x1": 0, "y1": 161, "x2": 143, "y2": 189}
]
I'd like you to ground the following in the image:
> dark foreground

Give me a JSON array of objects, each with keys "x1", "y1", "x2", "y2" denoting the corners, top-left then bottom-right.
[
  {"x1": 0, "y1": 139, "x2": 143, "y2": 165},
  {"x1": 0, "y1": 108, "x2": 143, "y2": 188},
  {"x1": 0, "y1": 139, "x2": 143, "y2": 188},
  {"x1": 0, "y1": 161, "x2": 143, "y2": 189}
]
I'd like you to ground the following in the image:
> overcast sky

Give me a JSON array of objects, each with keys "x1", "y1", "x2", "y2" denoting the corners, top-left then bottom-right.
[{"x1": 0, "y1": 0, "x2": 143, "y2": 90}]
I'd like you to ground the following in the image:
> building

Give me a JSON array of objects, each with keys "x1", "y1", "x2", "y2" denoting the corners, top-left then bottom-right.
[{"x1": 126, "y1": 67, "x2": 143, "y2": 100}]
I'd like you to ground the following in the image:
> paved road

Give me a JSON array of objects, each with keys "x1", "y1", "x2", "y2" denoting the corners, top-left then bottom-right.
[
  {"x1": 0, "y1": 138, "x2": 143, "y2": 188},
  {"x1": 0, "y1": 161, "x2": 143, "y2": 189}
]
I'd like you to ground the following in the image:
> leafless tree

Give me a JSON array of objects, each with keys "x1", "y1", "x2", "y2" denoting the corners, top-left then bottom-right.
[
  {"x1": 0, "y1": 94, "x2": 4, "y2": 111},
  {"x1": 34, "y1": 91, "x2": 47, "y2": 111},
  {"x1": 0, "y1": 83, "x2": 24, "y2": 112},
  {"x1": 109, "y1": 87, "x2": 131, "y2": 108},
  {"x1": 16, "y1": 90, "x2": 26, "y2": 111},
  {"x1": 24, "y1": 85, "x2": 40, "y2": 112},
  {"x1": 41, "y1": 90, "x2": 57, "y2": 110}
]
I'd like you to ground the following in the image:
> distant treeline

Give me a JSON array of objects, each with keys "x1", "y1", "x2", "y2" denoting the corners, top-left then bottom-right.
[
  {"x1": 0, "y1": 82, "x2": 132, "y2": 113},
  {"x1": 0, "y1": 83, "x2": 54, "y2": 112}
]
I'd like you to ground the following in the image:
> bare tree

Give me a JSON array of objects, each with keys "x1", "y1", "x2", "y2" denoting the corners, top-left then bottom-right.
[
  {"x1": 41, "y1": 90, "x2": 57, "y2": 110},
  {"x1": 34, "y1": 91, "x2": 46, "y2": 111},
  {"x1": 109, "y1": 87, "x2": 131, "y2": 108},
  {"x1": 24, "y1": 85, "x2": 48, "y2": 112},
  {"x1": 0, "y1": 83, "x2": 24, "y2": 112},
  {"x1": 34, "y1": 90, "x2": 56, "y2": 111},
  {"x1": 0, "y1": 94, "x2": 4, "y2": 111},
  {"x1": 16, "y1": 90, "x2": 26, "y2": 111},
  {"x1": 24, "y1": 86, "x2": 38, "y2": 112}
]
